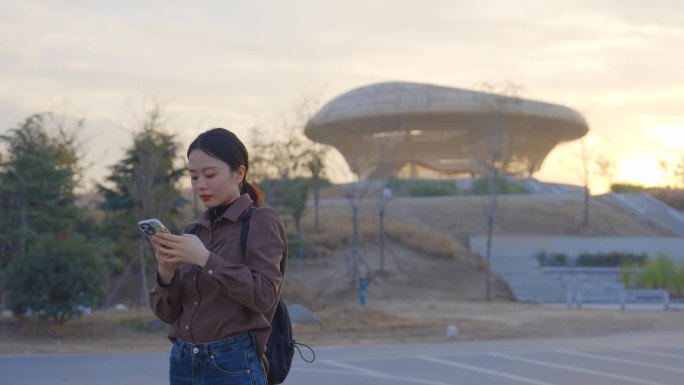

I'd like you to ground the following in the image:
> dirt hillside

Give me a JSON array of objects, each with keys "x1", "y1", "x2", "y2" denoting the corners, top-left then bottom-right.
[
  {"x1": 282, "y1": 192, "x2": 673, "y2": 311},
  {"x1": 2, "y1": 190, "x2": 681, "y2": 355}
]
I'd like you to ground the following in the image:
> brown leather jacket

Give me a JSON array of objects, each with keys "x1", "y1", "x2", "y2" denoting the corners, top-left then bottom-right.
[{"x1": 149, "y1": 193, "x2": 287, "y2": 372}]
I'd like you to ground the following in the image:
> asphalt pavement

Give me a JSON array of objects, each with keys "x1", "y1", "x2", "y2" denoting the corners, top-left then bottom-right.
[{"x1": 2, "y1": 331, "x2": 684, "y2": 385}]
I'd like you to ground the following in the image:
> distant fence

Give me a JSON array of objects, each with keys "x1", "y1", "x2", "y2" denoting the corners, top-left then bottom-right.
[{"x1": 566, "y1": 284, "x2": 670, "y2": 310}]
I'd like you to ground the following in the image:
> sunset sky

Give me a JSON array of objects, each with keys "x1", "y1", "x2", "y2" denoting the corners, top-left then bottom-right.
[{"x1": 1, "y1": 0, "x2": 683, "y2": 193}]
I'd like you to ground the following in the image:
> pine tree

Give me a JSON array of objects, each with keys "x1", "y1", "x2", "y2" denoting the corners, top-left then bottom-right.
[
  {"x1": 98, "y1": 107, "x2": 187, "y2": 306},
  {"x1": 0, "y1": 113, "x2": 105, "y2": 320},
  {"x1": 0, "y1": 114, "x2": 80, "y2": 261}
]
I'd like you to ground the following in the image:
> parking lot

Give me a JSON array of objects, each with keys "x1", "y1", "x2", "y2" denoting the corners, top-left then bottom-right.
[
  {"x1": 2, "y1": 331, "x2": 684, "y2": 384},
  {"x1": 287, "y1": 331, "x2": 684, "y2": 385}
]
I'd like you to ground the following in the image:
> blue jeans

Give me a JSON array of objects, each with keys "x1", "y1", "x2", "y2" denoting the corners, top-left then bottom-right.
[{"x1": 169, "y1": 333, "x2": 267, "y2": 385}]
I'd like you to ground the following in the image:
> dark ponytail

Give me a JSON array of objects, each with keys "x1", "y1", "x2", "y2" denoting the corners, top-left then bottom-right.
[
  {"x1": 241, "y1": 180, "x2": 264, "y2": 208},
  {"x1": 188, "y1": 128, "x2": 265, "y2": 207}
]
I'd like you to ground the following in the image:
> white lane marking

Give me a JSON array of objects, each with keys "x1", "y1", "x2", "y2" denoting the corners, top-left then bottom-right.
[
  {"x1": 418, "y1": 355, "x2": 557, "y2": 385},
  {"x1": 490, "y1": 352, "x2": 667, "y2": 385},
  {"x1": 614, "y1": 334, "x2": 684, "y2": 341},
  {"x1": 616, "y1": 347, "x2": 684, "y2": 360},
  {"x1": 319, "y1": 360, "x2": 379, "y2": 376},
  {"x1": 291, "y1": 367, "x2": 367, "y2": 375},
  {"x1": 557, "y1": 349, "x2": 684, "y2": 373},
  {"x1": 319, "y1": 359, "x2": 459, "y2": 385}
]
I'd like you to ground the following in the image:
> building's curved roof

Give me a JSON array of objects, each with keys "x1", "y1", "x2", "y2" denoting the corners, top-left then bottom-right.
[
  {"x1": 305, "y1": 81, "x2": 589, "y2": 179},
  {"x1": 308, "y1": 82, "x2": 588, "y2": 133}
]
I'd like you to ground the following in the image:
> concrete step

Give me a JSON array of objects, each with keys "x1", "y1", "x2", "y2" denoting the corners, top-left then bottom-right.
[
  {"x1": 489, "y1": 249, "x2": 673, "y2": 304},
  {"x1": 489, "y1": 253, "x2": 569, "y2": 303}
]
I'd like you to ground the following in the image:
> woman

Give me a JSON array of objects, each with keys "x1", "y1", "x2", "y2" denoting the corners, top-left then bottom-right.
[{"x1": 149, "y1": 128, "x2": 287, "y2": 385}]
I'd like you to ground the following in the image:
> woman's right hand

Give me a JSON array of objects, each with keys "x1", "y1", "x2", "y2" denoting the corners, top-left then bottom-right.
[{"x1": 151, "y1": 235, "x2": 183, "y2": 284}]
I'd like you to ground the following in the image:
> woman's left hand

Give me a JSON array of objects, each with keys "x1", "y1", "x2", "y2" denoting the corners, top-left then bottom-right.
[{"x1": 153, "y1": 233, "x2": 211, "y2": 267}]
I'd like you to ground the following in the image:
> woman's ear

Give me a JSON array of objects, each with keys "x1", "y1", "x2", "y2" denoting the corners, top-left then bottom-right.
[{"x1": 234, "y1": 165, "x2": 246, "y2": 184}]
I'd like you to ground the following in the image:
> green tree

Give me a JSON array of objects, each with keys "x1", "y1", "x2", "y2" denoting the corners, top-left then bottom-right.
[
  {"x1": 97, "y1": 107, "x2": 187, "y2": 306},
  {"x1": 5, "y1": 234, "x2": 106, "y2": 326},
  {"x1": 0, "y1": 113, "x2": 82, "y2": 312},
  {"x1": 0, "y1": 114, "x2": 81, "y2": 257}
]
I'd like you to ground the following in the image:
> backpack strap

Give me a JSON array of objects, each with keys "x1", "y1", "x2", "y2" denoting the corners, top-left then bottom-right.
[{"x1": 240, "y1": 206, "x2": 256, "y2": 260}]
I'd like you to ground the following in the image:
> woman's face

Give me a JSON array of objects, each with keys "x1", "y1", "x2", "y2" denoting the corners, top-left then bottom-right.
[{"x1": 188, "y1": 149, "x2": 245, "y2": 208}]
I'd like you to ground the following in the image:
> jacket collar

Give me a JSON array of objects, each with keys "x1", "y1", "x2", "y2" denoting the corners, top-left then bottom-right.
[
  {"x1": 192, "y1": 193, "x2": 254, "y2": 230},
  {"x1": 222, "y1": 193, "x2": 254, "y2": 222}
]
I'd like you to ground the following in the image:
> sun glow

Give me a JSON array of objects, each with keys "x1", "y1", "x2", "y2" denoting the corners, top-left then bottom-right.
[
  {"x1": 643, "y1": 125, "x2": 684, "y2": 149},
  {"x1": 616, "y1": 155, "x2": 667, "y2": 187}
]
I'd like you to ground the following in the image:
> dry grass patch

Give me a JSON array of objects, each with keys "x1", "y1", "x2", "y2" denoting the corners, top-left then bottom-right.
[
  {"x1": 0, "y1": 309, "x2": 170, "y2": 354},
  {"x1": 380, "y1": 194, "x2": 672, "y2": 238},
  {"x1": 383, "y1": 219, "x2": 460, "y2": 258},
  {"x1": 300, "y1": 208, "x2": 467, "y2": 261}
]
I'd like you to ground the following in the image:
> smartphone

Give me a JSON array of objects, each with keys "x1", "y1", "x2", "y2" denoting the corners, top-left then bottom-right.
[{"x1": 137, "y1": 218, "x2": 171, "y2": 237}]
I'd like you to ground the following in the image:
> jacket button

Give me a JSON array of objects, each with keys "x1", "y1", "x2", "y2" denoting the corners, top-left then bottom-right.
[{"x1": 208, "y1": 269, "x2": 213, "y2": 274}]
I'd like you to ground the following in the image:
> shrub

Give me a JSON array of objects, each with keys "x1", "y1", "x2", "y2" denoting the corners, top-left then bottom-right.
[
  {"x1": 678, "y1": 264, "x2": 684, "y2": 296},
  {"x1": 386, "y1": 178, "x2": 458, "y2": 197},
  {"x1": 621, "y1": 265, "x2": 633, "y2": 287},
  {"x1": 5, "y1": 234, "x2": 107, "y2": 325},
  {"x1": 471, "y1": 176, "x2": 526, "y2": 195},
  {"x1": 575, "y1": 252, "x2": 647, "y2": 267},
  {"x1": 635, "y1": 254, "x2": 684, "y2": 296},
  {"x1": 536, "y1": 251, "x2": 647, "y2": 267},
  {"x1": 536, "y1": 251, "x2": 569, "y2": 266},
  {"x1": 611, "y1": 183, "x2": 649, "y2": 193}
]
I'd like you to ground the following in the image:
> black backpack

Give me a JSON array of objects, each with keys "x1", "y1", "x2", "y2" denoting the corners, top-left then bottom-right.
[
  {"x1": 192, "y1": 207, "x2": 314, "y2": 384},
  {"x1": 264, "y1": 297, "x2": 295, "y2": 384}
]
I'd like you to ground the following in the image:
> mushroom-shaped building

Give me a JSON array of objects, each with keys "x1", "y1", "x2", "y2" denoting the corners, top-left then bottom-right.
[{"x1": 305, "y1": 82, "x2": 588, "y2": 179}]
